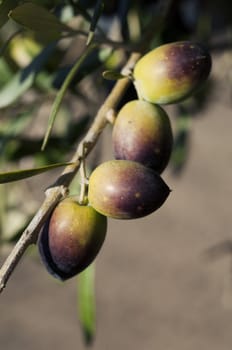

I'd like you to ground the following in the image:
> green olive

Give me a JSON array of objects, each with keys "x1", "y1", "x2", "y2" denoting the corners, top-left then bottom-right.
[{"x1": 133, "y1": 41, "x2": 211, "y2": 104}]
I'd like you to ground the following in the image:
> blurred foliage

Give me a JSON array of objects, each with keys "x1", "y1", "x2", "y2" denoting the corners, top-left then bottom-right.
[
  {"x1": 78, "y1": 264, "x2": 96, "y2": 345},
  {"x1": 0, "y1": 0, "x2": 232, "y2": 344}
]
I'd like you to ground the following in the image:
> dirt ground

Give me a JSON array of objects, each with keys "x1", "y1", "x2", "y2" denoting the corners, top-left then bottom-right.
[{"x1": 1, "y1": 50, "x2": 232, "y2": 350}]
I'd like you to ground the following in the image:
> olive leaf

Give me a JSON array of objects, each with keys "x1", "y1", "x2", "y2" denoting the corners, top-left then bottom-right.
[
  {"x1": 0, "y1": 162, "x2": 73, "y2": 183},
  {"x1": 102, "y1": 70, "x2": 126, "y2": 81},
  {"x1": 41, "y1": 44, "x2": 97, "y2": 151},
  {"x1": 9, "y1": 2, "x2": 73, "y2": 41},
  {"x1": 0, "y1": 43, "x2": 56, "y2": 108},
  {"x1": 77, "y1": 264, "x2": 96, "y2": 345},
  {"x1": 171, "y1": 112, "x2": 191, "y2": 175},
  {"x1": 0, "y1": 57, "x2": 12, "y2": 84},
  {"x1": 0, "y1": 108, "x2": 33, "y2": 159},
  {"x1": 86, "y1": 0, "x2": 104, "y2": 45},
  {"x1": 0, "y1": 0, "x2": 18, "y2": 28},
  {"x1": 0, "y1": 30, "x2": 23, "y2": 58},
  {"x1": 0, "y1": 70, "x2": 34, "y2": 108}
]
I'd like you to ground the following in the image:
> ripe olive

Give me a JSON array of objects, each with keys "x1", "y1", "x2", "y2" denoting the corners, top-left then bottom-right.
[
  {"x1": 112, "y1": 100, "x2": 173, "y2": 173},
  {"x1": 133, "y1": 41, "x2": 211, "y2": 104},
  {"x1": 38, "y1": 198, "x2": 107, "y2": 280},
  {"x1": 88, "y1": 160, "x2": 170, "y2": 219}
]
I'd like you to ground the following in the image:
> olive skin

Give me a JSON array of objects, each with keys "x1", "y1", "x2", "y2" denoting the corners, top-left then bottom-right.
[
  {"x1": 133, "y1": 41, "x2": 212, "y2": 104},
  {"x1": 112, "y1": 100, "x2": 173, "y2": 173},
  {"x1": 88, "y1": 160, "x2": 170, "y2": 219},
  {"x1": 38, "y1": 199, "x2": 107, "y2": 280}
]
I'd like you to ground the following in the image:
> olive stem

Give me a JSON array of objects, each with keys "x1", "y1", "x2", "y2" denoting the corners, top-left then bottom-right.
[
  {"x1": 133, "y1": 79, "x2": 144, "y2": 101},
  {"x1": 79, "y1": 142, "x2": 89, "y2": 205},
  {"x1": 0, "y1": 51, "x2": 141, "y2": 293}
]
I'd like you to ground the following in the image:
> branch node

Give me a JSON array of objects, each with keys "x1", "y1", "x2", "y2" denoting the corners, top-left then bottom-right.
[
  {"x1": 106, "y1": 109, "x2": 117, "y2": 124},
  {"x1": 45, "y1": 185, "x2": 69, "y2": 199}
]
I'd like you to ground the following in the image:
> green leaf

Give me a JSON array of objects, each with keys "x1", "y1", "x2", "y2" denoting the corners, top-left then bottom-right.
[
  {"x1": 0, "y1": 43, "x2": 55, "y2": 108},
  {"x1": 87, "y1": 0, "x2": 104, "y2": 45},
  {"x1": 102, "y1": 70, "x2": 126, "y2": 81},
  {"x1": 72, "y1": 1, "x2": 93, "y2": 23},
  {"x1": 9, "y1": 2, "x2": 73, "y2": 41},
  {"x1": 0, "y1": 0, "x2": 18, "y2": 28},
  {"x1": 53, "y1": 47, "x2": 112, "y2": 89},
  {"x1": 0, "y1": 69, "x2": 34, "y2": 108},
  {"x1": 0, "y1": 108, "x2": 33, "y2": 159},
  {"x1": 0, "y1": 58, "x2": 13, "y2": 84},
  {"x1": 41, "y1": 44, "x2": 96, "y2": 151},
  {"x1": 171, "y1": 112, "x2": 192, "y2": 175},
  {"x1": 78, "y1": 264, "x2": 96, "y2": 345},
  {"x1": 0, "y1": 161, "x2": 73, "y2": 183},
  {"x1": 29, "y1": 0, "x2": 61, "y2": 7},
  {"x1": 0, "y1": 30, "x2": 23, "y2": 58}
]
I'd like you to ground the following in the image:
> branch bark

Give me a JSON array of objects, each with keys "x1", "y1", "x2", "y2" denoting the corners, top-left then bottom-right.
[{"x1": 0, "y1": 52, "x2": 141, "y2": 293}]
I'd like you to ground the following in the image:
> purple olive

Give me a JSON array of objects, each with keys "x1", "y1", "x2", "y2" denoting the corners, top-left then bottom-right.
[
  {"x1": 113, "y1": 100, "x2": 173, "y2": 173},
  {"x1": 88, "y1": 160, "x2": 170, "y2": 219},
  {"x1": 133, "y1": 41, "x2": 212, "y2": 104},
  {"x1": 38, "y1": 199, "x2": 107, "y2": 280}
]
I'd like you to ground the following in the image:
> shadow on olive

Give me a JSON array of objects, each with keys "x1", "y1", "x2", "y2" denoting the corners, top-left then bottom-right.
[{"x1": 38, "y1": 199, "x2": 107, "y2": 280}]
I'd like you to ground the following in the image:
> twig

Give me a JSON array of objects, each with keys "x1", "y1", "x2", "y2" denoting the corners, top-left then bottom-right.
[
  {"x1": 0, "y1": 51, "x2": 141, "y2": 293},
  {"x1": 0, "y1": 0, "x2": 174, "y2": 292}
]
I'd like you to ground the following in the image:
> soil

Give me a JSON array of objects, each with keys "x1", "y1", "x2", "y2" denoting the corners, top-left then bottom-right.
[{"x1": 1, "y1": 50, "x2": 232, "y2": 350}]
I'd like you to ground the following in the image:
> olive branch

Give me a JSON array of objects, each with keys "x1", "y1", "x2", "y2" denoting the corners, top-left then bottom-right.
[
  {"x1": 0, "y1": 51, "x2": 141, "y2": 293},
  {"x1": 0, "y1": 0, "x2": 174, "y2": 293}
]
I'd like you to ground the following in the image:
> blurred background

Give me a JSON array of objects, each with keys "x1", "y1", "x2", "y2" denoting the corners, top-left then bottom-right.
[{"x1": 1, "y1": 0, "x2": 232, "y2": 349}]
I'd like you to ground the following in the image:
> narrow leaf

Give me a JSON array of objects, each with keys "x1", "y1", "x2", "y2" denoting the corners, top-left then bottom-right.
[
  {"x1": 0, "y1": 162, "x2": 73, "y2": 183},
  {"x1": 72, "y1": 2, "x2": 93, "y2": 23},
  {"x1": 89, "y1": 0, "x2": 104, "y2": 32},
  {"x1": 70, "y1": 1, "x2": 105, "y2": 39},
  {"x1": 0, "y1": 43, "x2": 55, "y2": 108},
  {"x1": 53, "y1": 47, "x2": 112, "y2": 89},
  {"x1": 102, "y1": 70, "x2": 126, "y2": 81},
  {"x1": 41, "y1": 44, "x2": 96, "y2": 151},
  {"x1": 171, "y1": 112, "x2": 191, "y2": 175},
  {"x1": 0, "y1": 0, "x2": 18, "y2": 28},
  {"x1": 9, "y1": 2, "x2": 73, "y2": 41},
  {"x1": 87, "y1": 0, "x2": 104, "y2": 45},
  {"x1": 86, "y1": 31, "x2": 94, "y2": 46},
  {"x1": 0, "y1": 58, "x2": 13, "y2": 84},
  {"x1": 0, "y1": 69, "x2": 34, "y2": 108},
  {"x1": 0, "y1": 30, "x2": 23, "y2": 58},
  {"x1": 78, "y1": 264, "x2": 96, "y2": 345},
  {"x1": 0, "y1": 109, "x2": 33, "y2": 158}
]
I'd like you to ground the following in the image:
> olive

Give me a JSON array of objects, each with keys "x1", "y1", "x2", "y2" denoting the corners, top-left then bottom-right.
[
  {"x1": 133, "y1": 41, "x2": 211, "y2": 104},
  {"x1": 38, "y1": 198, "x2": 107, "y2": 280},
  {"x1": 88, "y1": 160, "x2": 170, "y2": 219},
  {"x1": 112, "y1": 100, "x2": 173, "y2": 173}
]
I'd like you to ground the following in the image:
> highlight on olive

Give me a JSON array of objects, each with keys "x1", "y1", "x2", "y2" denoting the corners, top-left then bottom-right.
[
  {"x1": 112, "y1": 100, "x2": 173, "y2": 173},
  {"x1": 88, "y1": 160, "x2": 170, "y2": 220},
  {"x1": 38, "y1": 198, "x2": 107, "y2": 281},
  {"x1": 133, "y1": 41, "x2": 212, "y2": 104}
]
